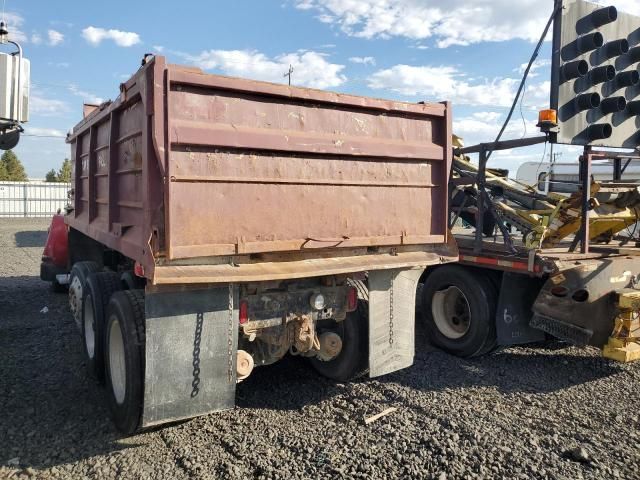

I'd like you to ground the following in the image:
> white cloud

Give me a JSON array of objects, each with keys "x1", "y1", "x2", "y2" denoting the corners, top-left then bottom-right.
[
  {"x1": 517, "y1": 59, "x2": 551, "y2": 77},
  {"x1": 30, "y1": 94, "x2": 70, "y2": 116},
  {"x1": 187, "y1": 49, "x2": 346, "y2": 89},
  {"x1": 152, "y1": 45, "x2": 165, "y2": 53},
  {"x1": 25, "y1": 127, "x2": 66, "y2": 137},
  {"x1": 368, "y1": 64, "x2": 550, "y2": 109},
  {"x1": 4, "y1": 12, "x2": 27, "y2": 43},
  {"x1": 295, "y1": 0, "x2": 552, "y2": 47},
  {"x1": 453, "y1": 112, "x2": 538, "y2": 143},
  {"x1": 31, "y1": 33, "x2": 42, "y2": 45},
  {"x1": 47, "y1": 29, "x2": 64, "y2": 46},
  {"x1": 82, "y1": 26, "x2": 141, "y2": 47},
  {"x1": 67, "y1": 84, "x2": 104, "y2": 105},
  {"x1": 349, "y1": 56, "x2": 376, "y2": 66}
]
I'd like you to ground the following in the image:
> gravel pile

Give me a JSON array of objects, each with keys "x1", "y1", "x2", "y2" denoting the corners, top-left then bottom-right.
[{"x1": 1, "y1": 219, "x2": 639, "y2": 479}]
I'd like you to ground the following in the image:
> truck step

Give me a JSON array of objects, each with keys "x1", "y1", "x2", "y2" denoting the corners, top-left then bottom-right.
[{"x1": 530, "y1": 314, "x2": 593, "y2": 346}]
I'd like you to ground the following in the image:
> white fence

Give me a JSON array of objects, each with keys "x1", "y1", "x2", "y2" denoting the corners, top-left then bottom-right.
[{"x1": 0, "y1": 181, "x2": 70, "y2": 217}]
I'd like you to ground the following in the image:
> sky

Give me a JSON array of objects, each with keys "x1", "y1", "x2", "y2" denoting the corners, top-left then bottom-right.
[{"x1": 6, "y1": 0, "x2": 640, "y2": 178}]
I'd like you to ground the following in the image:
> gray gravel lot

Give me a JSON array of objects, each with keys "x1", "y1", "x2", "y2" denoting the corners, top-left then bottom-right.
[{"x1": 1, "y1": 218, "x2": 639, "y2": 479}]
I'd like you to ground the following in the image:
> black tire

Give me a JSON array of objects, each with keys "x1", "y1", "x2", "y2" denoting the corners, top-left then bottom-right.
[
  {"x1": 120, "y1": 271, "x2": 146, "y2": 290},
  {"x1": 68, "y1": 261, "x2": 99, "y2": 328},
  {"x1": 104, "y1": 290, "x2": 145, "y2": 435},
  {"x1": 310, "y1": 301, "x2": 368, "y2": 382},
  {"x1": 421, "y1": 265, "x2": 497, "y2": 358},
  {"x1": 474, "y1": 273, "x2": 501, "y2": 356},
  {"x1": 81, "y1": 272, "x2": 122, "y2": 382}
]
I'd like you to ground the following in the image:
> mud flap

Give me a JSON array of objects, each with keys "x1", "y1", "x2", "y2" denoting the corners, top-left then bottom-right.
[
  {"x1": 368, "y1": 267, "x2": 423, "y2": 378},
  {"x1": 142, "y1": 285, "x2": 238, "y2": 427},
  {"x1": 496, "y1": 273, "x2": 546, "y2": 346}
]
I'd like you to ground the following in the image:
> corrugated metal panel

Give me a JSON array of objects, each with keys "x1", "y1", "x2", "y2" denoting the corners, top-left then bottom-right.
[{"x1": 0, "y1": 181, "x2": 70, "y2": 217}]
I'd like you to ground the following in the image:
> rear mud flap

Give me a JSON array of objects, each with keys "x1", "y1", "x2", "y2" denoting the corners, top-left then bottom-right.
[
  {"x1": 142, "y1": 286, "x2": 238, "y2": 427},
  {"x1": 368, "y1": 268, "x2": 423, "y2": 378},
  {"x1": 496, "y1": 273, "x2": 546, "y2": 346}
]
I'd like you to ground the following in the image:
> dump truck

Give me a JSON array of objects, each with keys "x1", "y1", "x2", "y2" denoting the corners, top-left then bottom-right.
[{"x1": 40, "y1": 55, "x2": 456, "y2": 434}]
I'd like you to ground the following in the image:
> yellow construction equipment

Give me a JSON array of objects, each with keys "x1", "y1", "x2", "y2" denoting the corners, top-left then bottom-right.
[
  {"x1": 453, "y1": 154, "x2": 640, "y2": 250},
  {"x1": 603, "y1": 289, "x2": 640, "y2": 362}
]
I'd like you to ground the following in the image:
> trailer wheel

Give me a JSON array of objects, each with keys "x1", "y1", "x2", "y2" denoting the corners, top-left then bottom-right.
[
  {"x1": 69, "y1": 261, "x2": 99, "y2": 329},
  {"x1": 310, "y1": 301, "x2": 368, "y2": 382},
  {"x1": 104, "y1": 290, "x2": 145, "y2": 435},
  {"x1": 421, "y1": 266, "x2": 497, "y2": 357},
  {"x1": 81, "y1": 272, "x2": 122, "y2": 382}
]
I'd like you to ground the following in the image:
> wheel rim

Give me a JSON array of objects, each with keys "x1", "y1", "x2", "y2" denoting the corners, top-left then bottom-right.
[
  {"x1": 108, "y1": 317, "x2": 127, "y2": 405},
  {"x1": 431, "y1": 286, "x2": 471, "y2": 339},
  {"x1": 83, "y1": 295, "x2": 95, "y2": 359},
  {"x1": 69, "y1": 275, "x2": 83, "y2": 322}
]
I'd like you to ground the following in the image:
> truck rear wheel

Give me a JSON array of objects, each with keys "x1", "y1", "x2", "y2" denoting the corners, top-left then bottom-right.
[
  {"x1": 104, "y1": 290, "x2": 145, "y2": 435},
  {"x1": 69, "y1": 261, "x2": 99, "y2": 329},
  {"x1": 81, "y1": 272, "x2": 122, "y2": 382},
  {"x1": 310, "y1": 302, "x2": 368, "y2": 382},
  {"x1": 421, "y1": 266, "x2": 497, "y2": 357}
]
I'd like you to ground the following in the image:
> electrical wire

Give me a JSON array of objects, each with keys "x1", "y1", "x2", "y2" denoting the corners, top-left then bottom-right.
[
  {"x1": 22, "y1": 134, "x2": 66, "y2": 139},
  {"x1": 519, "y1": 77, "x2": 527, "y2": 139},
  {"x1": 486, "y1": 3, "x2": 560, "y2": 160}
]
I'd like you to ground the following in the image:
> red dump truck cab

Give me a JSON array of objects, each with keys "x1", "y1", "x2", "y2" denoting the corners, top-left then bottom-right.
[{"x1": 49, "y1": 55, "x2": 456, "y2": 433}]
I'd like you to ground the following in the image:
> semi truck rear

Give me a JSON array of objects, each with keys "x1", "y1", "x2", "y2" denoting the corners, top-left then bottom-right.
[{"x1": 41, "y1": 55, "x2": 456, "y2": 433}]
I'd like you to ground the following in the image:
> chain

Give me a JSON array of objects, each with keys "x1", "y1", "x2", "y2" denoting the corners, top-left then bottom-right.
[
  {"x1": 227, "y1": 283, "x2": 234, "y2": 383},
  {"x1": 389, "y1": 273, "x2": 394, "y2": 347},
  {"x1": 190, "y1": 312, "x2": 203, "y2": 398}
]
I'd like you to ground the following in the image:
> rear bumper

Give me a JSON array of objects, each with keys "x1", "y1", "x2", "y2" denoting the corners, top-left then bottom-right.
[{"x1": 151, "y1": 240, "x2": 458, "y2": 285}]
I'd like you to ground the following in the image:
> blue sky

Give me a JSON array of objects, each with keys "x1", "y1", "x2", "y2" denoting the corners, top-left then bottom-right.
[{"x1": 7, "y1": 0, "x2": 638, "y2": 178}]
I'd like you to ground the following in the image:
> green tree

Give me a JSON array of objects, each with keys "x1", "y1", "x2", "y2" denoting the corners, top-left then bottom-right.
[
  {"x1": 45, "y1": 169, "x2": 58, "y2": 182},
  {"x1": 57, "y1": 158, "x2": 72, "y2": 183},
  {"x1": 0, "y1": 149, "x2": 27, "y2": 181},
  {"x1": 0, "y1": 159, "x2": 7, "y2": 180}
]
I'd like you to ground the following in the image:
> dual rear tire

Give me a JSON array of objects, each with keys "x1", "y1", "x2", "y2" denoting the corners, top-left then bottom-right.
[
  {"x1": 72, "y1": 262, "x2": 145, "y2": 435},
  {"x1": 81, "y1": 272, "x2": 122, "y2": 382}
]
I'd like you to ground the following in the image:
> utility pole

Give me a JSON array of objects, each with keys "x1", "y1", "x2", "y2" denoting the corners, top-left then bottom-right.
[{"x1": 283, "y1": 64, "x2": 293, "y2": 86}]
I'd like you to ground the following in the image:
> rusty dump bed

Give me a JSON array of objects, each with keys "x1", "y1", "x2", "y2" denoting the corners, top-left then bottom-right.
[{"x1": 66, "y1": 56, "x2": 454, "y2": 284}]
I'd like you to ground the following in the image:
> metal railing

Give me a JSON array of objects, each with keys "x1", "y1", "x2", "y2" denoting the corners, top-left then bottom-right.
[{"x1": 0, "y1": 181, "x2": 70, "y2": 217}]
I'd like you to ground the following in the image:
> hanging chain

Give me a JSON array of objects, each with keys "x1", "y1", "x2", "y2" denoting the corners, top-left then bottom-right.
[
  {"x1": 227, "y1": 283, "x2": 234, "y2": 383},
  {"x1": 388, "y1": 273, "x2": 394, "y2": 347}
]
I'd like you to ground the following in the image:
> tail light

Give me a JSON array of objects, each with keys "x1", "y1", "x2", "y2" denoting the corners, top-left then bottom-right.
[
  {"x1": 134, "y1": 262, "x2": 145, "y2": 277},
  {"x1": 239, "y1": 300, "x2": 248, "y2": 324},
  {"x1": 347, "y1": 286, "x2": 358, "y2": 312}
]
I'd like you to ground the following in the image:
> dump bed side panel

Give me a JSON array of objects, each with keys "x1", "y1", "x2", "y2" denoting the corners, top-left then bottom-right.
[
  {"x1": 164, "y1": 66, "x2": 450, "y2": 259},
  {"x1": 66, "y1": 65, "x2": 163, "y2": 270}
]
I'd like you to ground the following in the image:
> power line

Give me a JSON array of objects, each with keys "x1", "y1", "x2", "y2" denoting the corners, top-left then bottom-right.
[{"x1": 22, "y1": 134, "x2": 66, "y2": 139}]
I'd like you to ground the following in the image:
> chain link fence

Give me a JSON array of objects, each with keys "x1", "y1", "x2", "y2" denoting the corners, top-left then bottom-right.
[{"x1": 0, "y1": 181, "x2": 70, "y2": 217}]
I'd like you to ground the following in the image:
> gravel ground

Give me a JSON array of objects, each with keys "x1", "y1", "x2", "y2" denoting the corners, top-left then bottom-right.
[{"x1": 1, "y1": 218, "x2": 639, "y2": 480}]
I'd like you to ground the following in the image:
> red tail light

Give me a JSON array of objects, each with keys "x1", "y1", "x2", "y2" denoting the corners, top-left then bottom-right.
[
  {"x1": 134, "y1": 262, "x2": 145, "y2": 277},
  {"x1": 239, "y1": 300, "x2": 249, "y2": 324},
  {"x1": 347, "y1": 286, "x2": 358, "y2": 312}
]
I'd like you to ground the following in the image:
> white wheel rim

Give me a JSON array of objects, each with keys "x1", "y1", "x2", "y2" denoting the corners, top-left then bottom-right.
[
  {"x1": 69, "y1": 276, "x2": 83, "y2": 323},
  {"x1": 83, "y1": 295, "x2": 95, "y2": 359},
  {"x1": 108, "y1": 317, "x2": 127, "y2": 405},
  {"x1": 432, "y1": 286, "x2": 471, "y2": 339}
]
